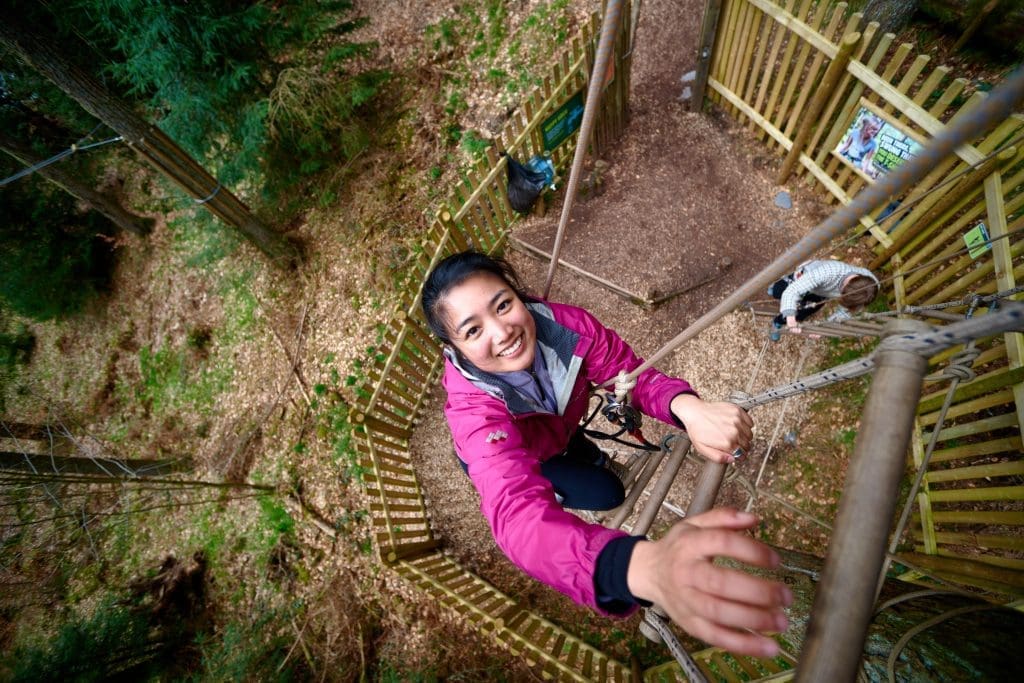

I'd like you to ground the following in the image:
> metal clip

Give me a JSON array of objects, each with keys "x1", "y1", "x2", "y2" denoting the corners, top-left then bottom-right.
[{"x1": 602, "y1": 392, "x2": 643, "y2": 433}]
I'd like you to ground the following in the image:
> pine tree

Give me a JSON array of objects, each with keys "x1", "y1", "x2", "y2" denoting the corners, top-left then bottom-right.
[{"x1": 0, "y1": 13, "x2": 301, "y2": 266}]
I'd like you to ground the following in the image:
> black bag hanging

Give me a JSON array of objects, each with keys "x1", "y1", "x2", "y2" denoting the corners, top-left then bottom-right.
[{"x1": 503, "y1": 152, "x2": 548, "y2": 215}]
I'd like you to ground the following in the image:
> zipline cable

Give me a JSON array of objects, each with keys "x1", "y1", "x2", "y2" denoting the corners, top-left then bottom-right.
[
  {"x1": 0, "y1": 125, "x2": 122, "y2": 186},
  {"x1": 602, "y1": 65, "x2": 1024, "y2": 390}
]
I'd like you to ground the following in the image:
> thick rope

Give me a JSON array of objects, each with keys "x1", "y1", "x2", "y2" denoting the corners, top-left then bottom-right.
[
  {"x1": 542, "y1": 0, "x2": 624, "y2": 298},
  {"x1": 855, "y1": 284, "x2": 1024, "y2": 322},
  {"x1": 726, "y1": 303, "x2": 1023, "y2": 411},
  {"x1": 603, "y1": 65, "x2": 1024, "y2": 390}
]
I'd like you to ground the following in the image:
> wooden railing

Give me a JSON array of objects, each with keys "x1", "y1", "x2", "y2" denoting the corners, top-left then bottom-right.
[{"x1": 706, "y1": 0, "x2": 1024, "y2": 598}]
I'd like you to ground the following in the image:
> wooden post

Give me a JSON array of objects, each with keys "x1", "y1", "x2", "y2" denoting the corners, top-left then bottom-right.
[
  {"x1": 631, "y1": 435, "x2": 691, "y2": 535},
  {"x1": 952, "y1": 0, "x2": 1001, "y2": 52},
  {"x1": 798, "y1": 319, "x2": 930, "y2": 683},
  {"x1": 686, "y1": 461, "x2": 727, "y2": 515},
  {"x1": 690, "y1": 0, "x2": 724, "y2": 111},
  {"x1": 777, "y1": 32, "x2": 860, "y2": 184},
  {"x1": 0, "y1": 16, "x2": 300, "y2": 268}
]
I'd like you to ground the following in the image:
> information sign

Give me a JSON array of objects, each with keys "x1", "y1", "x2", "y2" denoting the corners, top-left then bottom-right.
[{"x1": 541, "y1": 90, "x2": 585, "y2": 151}]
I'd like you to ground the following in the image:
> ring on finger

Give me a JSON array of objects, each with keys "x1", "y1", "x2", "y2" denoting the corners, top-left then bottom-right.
[{"x1": 731, "y1": 447, "x2": 745, "y2": 459}]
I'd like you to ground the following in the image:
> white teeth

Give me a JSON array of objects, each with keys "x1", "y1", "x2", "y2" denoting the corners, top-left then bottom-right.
[{"x1": 498, "y1": 337, "x2": 522, "y2": 357}]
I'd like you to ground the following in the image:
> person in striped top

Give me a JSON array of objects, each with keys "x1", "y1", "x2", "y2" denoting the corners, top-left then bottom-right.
[{"x1": 769, "y1": 259, "x2": 879, "y2": 340}]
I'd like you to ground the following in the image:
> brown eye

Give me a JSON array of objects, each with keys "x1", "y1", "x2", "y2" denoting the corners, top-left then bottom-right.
[{"x1": 497, "y1": 299, "x2": 511, "y2": 313}]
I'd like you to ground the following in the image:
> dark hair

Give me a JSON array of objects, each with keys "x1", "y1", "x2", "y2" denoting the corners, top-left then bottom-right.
[
  {"x1": 421, "y1": 250, "x2": 530, "y2": 344},
  {"x1": 839, "y1": 274, "x2": 878, "y2": 309}
]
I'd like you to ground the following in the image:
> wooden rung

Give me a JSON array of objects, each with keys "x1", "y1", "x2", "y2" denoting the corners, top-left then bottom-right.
[
  {"x1": 917, "y1": 366, "x2": 1024, "y2": 415},
  {"x1": 900, "y1": 551, "x2": 1024, "y2": 588},
  {"x1": 406, "y1": 553, "x2": 448, "y2": 571},
  {"x1": 913, "y1": 531, "x2": 1024, "y2": 551},
  {"x1": 918, "y1": 389, "x2": 1015, "y2": 426},
  {"x1": 922, "y1": 412, "x2": 1020, "y2": 443},
  {"x1": 711, "y1": 651, "x2": 744, "y2": 683},
  {"x1": 362, "y1": 472, "x2": 419, "y2": 488},
  {"x1": 364, "y1": 487, "x2": 420, "y2": 500},
  {"x1": 384, "y1": 538, "x2": 441, "y2": 563},
  {"x1": 927, "y1": 484, "x2": 1024, "y2": 503},
  {"x1": 927, "y1": 459, "x2": 1024, "y2": 483},
  {"x1": 370, "y1": 502, "x2": 426, "y2": 513},
  {"x1": 732, "y1": 651, "x2": 766, "y2": 679},
  {"x1": 930, "y1": 436, "x2": 1023, "y2": 464},
  {"x1": 918, "y1": 510, "x2": 1024, "y2": 525}
]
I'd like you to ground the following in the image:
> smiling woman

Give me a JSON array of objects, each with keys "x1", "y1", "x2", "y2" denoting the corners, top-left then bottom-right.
[
  {"x1": 420, "y1": 250, "x2": 793, "y2": 658},
  {"x1": 441, "y1": 271, "x2": 538, "y2": 373}
]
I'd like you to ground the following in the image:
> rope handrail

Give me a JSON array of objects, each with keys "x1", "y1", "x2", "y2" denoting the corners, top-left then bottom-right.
[
  {"x1": 600, "y1": 65, "x2": 1024, "y2": 391},
  {"x1": 730, "y1": 303, "x2": 1022, "y2": 412}
]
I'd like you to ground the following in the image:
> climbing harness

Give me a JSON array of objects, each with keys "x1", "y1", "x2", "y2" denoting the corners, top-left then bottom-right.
[{"x1": 581, "y1": 393, "x2": 661, "y2": 452}]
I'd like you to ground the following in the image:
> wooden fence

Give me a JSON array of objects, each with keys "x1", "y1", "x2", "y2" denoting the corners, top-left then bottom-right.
[{"x1": 705, "y1": 0, "x2": 1024, "y2": 598}]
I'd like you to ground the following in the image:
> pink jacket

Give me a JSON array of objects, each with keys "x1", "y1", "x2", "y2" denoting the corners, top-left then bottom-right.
[{"x1": 442, "y1": 300, "x2": 694, "y2": 612}]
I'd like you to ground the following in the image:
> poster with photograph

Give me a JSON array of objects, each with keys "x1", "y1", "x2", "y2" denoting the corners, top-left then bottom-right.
[{"x1": 834, "y1": 101, "x2": 924, "y2": 180}]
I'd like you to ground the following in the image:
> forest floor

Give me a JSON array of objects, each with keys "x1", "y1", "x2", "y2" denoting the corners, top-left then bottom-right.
[{"x1": 1, "y1": 0, "x2": 1011, "y2": 679}]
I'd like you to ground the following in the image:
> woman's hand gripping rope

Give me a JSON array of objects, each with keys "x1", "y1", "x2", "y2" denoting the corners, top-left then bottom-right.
[
  {"x1": 670, "y1": 394, "x2": 753, "y2": 463},
  {"x1": 626, "y1": 509, "x2": 793, "y2": 658}
]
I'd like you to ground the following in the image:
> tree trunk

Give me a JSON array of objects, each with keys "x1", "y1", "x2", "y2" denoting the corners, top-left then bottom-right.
[
  {"x1": 921, "y1": 0, "x2": 1023, "y2": 57},
  {"x1": 861, "y1": 0, "x2": 920, "y2": 35},
  {"x1": 0, "y1": 451, "x2": 191, "y2": 477},
  {"x1": 769, "y1": 548, "x2": 1024, "y2": 682},
  {"x1": 0, "y1": 131, "x2": 154, "y2": 236},
  {"x1": 0, "y1": 15, "x2": 300, "y2": 268}
]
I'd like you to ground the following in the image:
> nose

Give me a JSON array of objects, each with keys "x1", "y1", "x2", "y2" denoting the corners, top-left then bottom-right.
[{"x1": 491, "y1": 319, "x2": 513, "y2": 345}]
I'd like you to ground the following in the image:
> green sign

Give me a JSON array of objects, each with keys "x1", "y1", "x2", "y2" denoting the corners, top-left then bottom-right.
[
  {"x1": 964, "y1": 223, "x2": 991, "y2": 260},
  {"x1": 541, "y1": 90, "x2": 585, "y2": 151}
]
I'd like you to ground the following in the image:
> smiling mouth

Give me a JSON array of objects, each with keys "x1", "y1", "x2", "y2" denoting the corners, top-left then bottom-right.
[{"x1": 497, "y1": 336, "x2": 522, "y2": 358}]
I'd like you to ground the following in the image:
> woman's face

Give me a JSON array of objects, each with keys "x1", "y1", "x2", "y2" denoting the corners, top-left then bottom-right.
[{"x1": 442, "y1": 272, "x2": 536, "y2": 373}]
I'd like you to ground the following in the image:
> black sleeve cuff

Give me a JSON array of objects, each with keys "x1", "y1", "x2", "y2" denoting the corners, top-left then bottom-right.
[
  {"x1": 669, "y1": 390, "x2": 699, "y2": 430},
  {"x1": 594, "y1": 535, "x2": 652, "y2": 615}
]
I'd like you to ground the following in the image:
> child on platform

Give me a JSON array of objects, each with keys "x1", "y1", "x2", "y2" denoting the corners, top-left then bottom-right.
[{"x1": 769, "y1": 259, "x2": 879, "y2": 341}]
